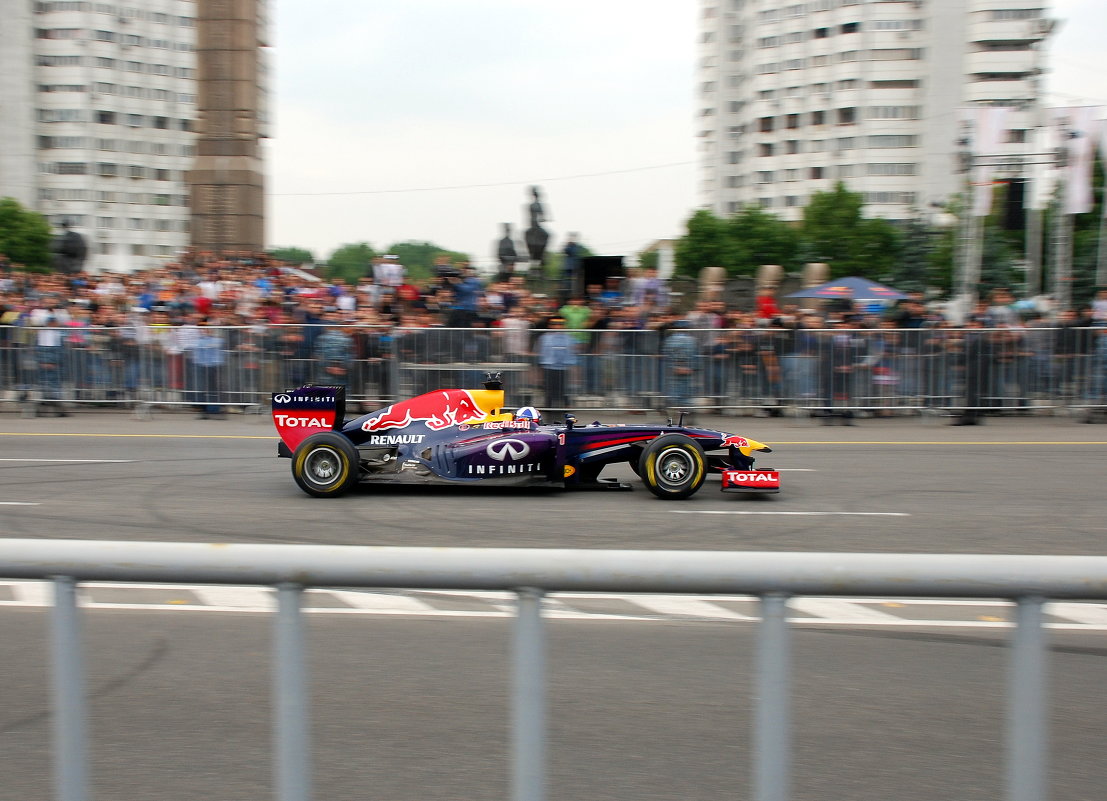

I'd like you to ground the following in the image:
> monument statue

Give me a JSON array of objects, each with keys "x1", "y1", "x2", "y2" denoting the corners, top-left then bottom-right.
[
  {"x1": 50, "y1": 221, "x2": 88, "y2": 275},
  {"x1": 523, "y1": 185, "x2": 550, "y2": 265},
  {"x1": 496, "y1": 223, "x2": 519, "y2": 278}
]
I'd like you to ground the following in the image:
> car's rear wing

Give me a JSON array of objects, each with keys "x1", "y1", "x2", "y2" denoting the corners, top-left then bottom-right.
[{"x1": 271, "y1": 385, "x2": 346, "y2": 452}]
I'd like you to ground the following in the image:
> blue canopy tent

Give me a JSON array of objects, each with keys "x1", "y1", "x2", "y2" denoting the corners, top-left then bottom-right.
[{"x1": 785, "y1": 276, "x2": 909, "y2": 301}]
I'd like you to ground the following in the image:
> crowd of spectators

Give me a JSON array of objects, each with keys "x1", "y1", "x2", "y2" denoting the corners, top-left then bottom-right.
[{"x1": 1, "y1": 249, "x2": 1106, "y2": 420}]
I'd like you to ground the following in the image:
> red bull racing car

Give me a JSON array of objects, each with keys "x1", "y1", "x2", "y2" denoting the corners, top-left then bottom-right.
[{"x1": 272, "y1": 375, "x2": 780, "y2": 500}]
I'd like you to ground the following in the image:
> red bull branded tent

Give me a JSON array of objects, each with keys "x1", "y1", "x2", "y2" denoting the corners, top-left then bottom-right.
[{"x1": 785, "y1": 276, "x2": 908, "y2": 301}]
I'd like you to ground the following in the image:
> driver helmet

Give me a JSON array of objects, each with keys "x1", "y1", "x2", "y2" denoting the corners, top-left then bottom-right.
[{"x1": 514, "y1": 406, "x2": 541, "y2": 424}]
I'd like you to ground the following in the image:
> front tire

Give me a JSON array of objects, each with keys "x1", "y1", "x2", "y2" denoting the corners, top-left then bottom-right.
[
  {"x1": 291, "y1": 432, "x2": 360, "y2": 498},
  {"x1": 638, "y1": 434, "x2": 707, "y2": 500}
]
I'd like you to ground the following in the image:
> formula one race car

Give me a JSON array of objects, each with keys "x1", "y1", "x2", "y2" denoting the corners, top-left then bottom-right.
[{"x1": 272, "y1": 375, "x2": 780, "y2": 500}]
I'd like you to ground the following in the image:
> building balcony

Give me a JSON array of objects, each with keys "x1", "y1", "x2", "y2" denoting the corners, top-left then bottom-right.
[
  {"x1": 967, "y1": 18, "x2": 1050, "y2": 44},
  {"x1": 963, "y1": 79, "x2": 1032, "y2": 105},
  {"x1": 965, "y1": 50, "x2": 1036, "y2": 74}
]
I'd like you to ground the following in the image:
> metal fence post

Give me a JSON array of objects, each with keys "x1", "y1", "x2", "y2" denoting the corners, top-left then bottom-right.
[
  {"x1": 1007, "y1": 595, "x2": 1048, "y2": 801},
  {"x1": 512, "y1": 587, "x2": 547, "y2": 801},
  {"x1": 755, "y1": 592, "x2": 791, "y2": 801},
  {"x1": 274, "y1": 583, "x2": 310, "y2": 801},
  {"x1": 51, "y1": 575, "x2": 88, "y2": 801}
]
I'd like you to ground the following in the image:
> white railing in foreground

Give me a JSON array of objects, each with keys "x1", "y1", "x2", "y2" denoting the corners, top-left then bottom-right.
[{"x1": 3, "y1": 540, "x2": 1107, "y2": 801}]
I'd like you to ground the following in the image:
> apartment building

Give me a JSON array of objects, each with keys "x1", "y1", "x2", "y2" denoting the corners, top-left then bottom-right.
[
  {"x1": 0, "y1": 0, "x2": 198, "y2": 271},
  {"x1": 697, "y1": 0, "x2": 1052, "y2": 222}
]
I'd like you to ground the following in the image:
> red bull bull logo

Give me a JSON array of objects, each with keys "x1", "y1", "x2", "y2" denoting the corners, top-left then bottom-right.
[
  {"x1": 721, "y1": 435, "x2": 749, "y2": 449},
  {"x1": 361, "y1": 389, "x2": 501, "y2": 433}
]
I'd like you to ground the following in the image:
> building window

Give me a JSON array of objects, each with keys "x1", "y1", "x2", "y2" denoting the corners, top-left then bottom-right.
[
  {"x1": 992, "y1": 9, "x2": 1040, "y2": 20},
  {"x1": 864, "y1": 191, "x2": 917, "y2": 205},
  {"x1": 868, "y1": 105, "x2": 920, "y2": 120},
  {"x1": 786, "y1": 113, "x2": 800, "y2": 129},
  {"x1": 811, "y1": 110, "x2": 826, "y2": 126},
  {"x1": 810, "y1": 166, "x2": 825, "y2": 179},
  {"x1": 96, "y1": 162, "x2": 118, "y2": 176},
  {"x1": 786, "y1": 139, "x2": 801, "y2": 154},
  {"x1": 757, "y1": 171, "x2": 774, "y2": 184},
  {"x1": 837, "y1": 107, "x2": 857, "y2": 125},
  {"x1": 869, "y1": 48, "x2": 924, "y2": 61},
  {"x1": 867, "y1": 163, "x2": 918, "y2": 176},
  {"x1": 841, "y1": 22, "x2": 860, "y2": 34},
  {"x1": 977, "y1": 41, "x2": 1033, "y2": 52},
  {"x1": 759, "y1": 143, "x2": 774, "y2": 157},
  {"x1": 56, "y1": 162, "x2": 88, "y2": 175},
  {"x1": 759, "y1": 116, "x2": 774, "y2": 132},
  {"x1": 871, "y1": 79, "x2": 920, "y2": 89},
  {"x1": 814, "y1": 27, "x2": 829, "y2": 39},
  {"x1": 867, "y1": 135, "x2": 919, "y2": 148}
]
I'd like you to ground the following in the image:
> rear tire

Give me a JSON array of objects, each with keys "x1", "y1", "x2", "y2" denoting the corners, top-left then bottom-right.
[
  {"x1": 638, "y1": 434, "x2": 707, "y2": 500},
  {"x1": 291, "y1": 432, "x2": 360, "y2": 498}
]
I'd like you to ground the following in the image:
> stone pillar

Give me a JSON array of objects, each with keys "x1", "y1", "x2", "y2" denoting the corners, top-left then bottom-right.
[
  {"x1": 188, "y1": 0, "x2": 267, "y2": 254},
  {"x1": 803, "y1": 262, "x2": 829, "y2": 287}
]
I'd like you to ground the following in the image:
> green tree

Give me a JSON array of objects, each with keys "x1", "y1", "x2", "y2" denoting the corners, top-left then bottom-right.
[
  {"x1": 636, "y1": 248, "x2": 660, "y2": 271},
  {"x1": 1066, "y1": 147, "x2": 1106, "y2": 306},
  {"x1": 0, "y1": 197, "x2": 52, "y2": 269},
  {"x1": 268, "y1": 246, "x2": 315, "y2": 265},
  {"x1": 801, "y1": 183, "x2": 902, "y2": 279},
  {"x1": 325, "y1": 242, "x2": 376, "y2": 284},
  {"x1": 673, "y1": 208, "x2": 728, "y2": 279},
  {"x1": 723, "y1": 205, "x2": 800, "y2": 275},
  {"x1": 384, "y1": 241, "x2": 470, "y2": 282}
]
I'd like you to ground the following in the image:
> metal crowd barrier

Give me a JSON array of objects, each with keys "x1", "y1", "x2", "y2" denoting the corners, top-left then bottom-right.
[
  {"x1": 1, "y1": 540, "x2": 1105, "y2": 801},
  {"x1": 1, "y1": 324, "x2": 1104, "y2": 420}
]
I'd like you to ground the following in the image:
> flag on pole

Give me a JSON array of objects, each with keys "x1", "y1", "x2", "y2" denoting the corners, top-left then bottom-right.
[
  {"x1": 1050, "y1": 106, "x2": 1103, "y2": 216},
  {"x1": 966, "y1": 107, "x2": 1012, "y2": 217}
]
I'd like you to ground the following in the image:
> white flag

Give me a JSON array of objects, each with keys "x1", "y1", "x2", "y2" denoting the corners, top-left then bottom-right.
[
  {"x1": 966, "y1": 107, "x2": 1012, "y2": 217},
  {"x1": 1050, "y1": 106, "x2": 1103, "y2": 216}
]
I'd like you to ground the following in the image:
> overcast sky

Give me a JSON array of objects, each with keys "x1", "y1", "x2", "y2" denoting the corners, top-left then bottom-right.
[{"x1": 264, "y1": 0, "x2": 1107, "y2": 268}]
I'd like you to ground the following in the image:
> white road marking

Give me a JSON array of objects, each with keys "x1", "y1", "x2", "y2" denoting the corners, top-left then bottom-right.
[
  {"x1": 0, "y1": 582, "x2": 1103, "y2": 630},
  {"x1": 1046, "y1": 602, "x2": 1107, "y2": 626},
  {"x1": 191, "y1": 586, "x2": 273, "y2": 609},
  {"x1": 0, "y1": 458, "x2": 135, "y2": 463},
  {"x1": 322, "y1": 590, "x2": 437, "y2": 613},
  {"x1": 624, "y1": 595, "x2": 755, "y2": 620},
  {"x1": 789, "y1": 598, "x2": 906, "y2": 623},
  {"x1": 671, "y1": 510, "x2": 910, "y2": 517},
  {"x1": 0, "y1": 502, "x2": 41, "y2": 506},
  {"x1": 9, "y1": 581, "x2": 51, "y2": 605}
]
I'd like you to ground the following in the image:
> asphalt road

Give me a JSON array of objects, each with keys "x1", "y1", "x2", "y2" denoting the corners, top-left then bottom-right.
[
  {"x1": 0, "y1": 410, "x2": 1105, "y2": 553},
  {"x1": 1, "y1": 410, "x2": 1105, "y2": 800},
  {"x1": 1, "y1": 609, "x2": 1105, "y2": 801}
]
